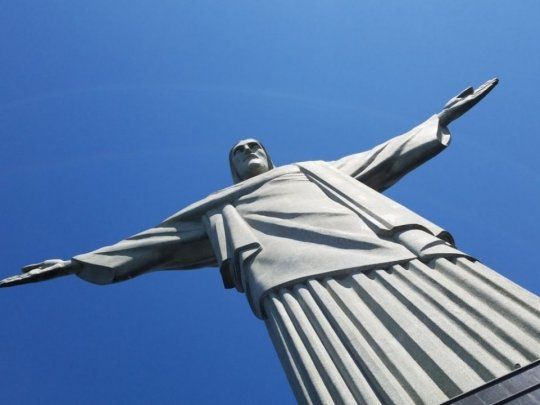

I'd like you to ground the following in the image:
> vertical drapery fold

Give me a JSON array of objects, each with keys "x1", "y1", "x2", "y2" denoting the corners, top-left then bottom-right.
[{"x1": 264, "y1": 258, "x2": 540, "y2": 404}]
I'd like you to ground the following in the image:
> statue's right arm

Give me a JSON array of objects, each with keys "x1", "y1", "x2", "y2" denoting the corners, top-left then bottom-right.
[{"x1": 0, "y1": 219, "x2": 217, "y2": 288}]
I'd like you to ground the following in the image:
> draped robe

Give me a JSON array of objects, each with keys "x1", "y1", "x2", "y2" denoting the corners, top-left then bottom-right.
[{"x1": 71, "y1": 115, "x2": 540, "y2": 404}]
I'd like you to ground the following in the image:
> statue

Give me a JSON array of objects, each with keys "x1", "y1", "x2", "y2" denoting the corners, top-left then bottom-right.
[{"x1": 3, "y1": 78, "x2": 539, "y2": 404}]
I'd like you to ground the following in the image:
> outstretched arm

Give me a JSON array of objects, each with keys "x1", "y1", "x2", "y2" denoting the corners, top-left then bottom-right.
[
  {"x1": 1, "y1": 219, "x2": 216, "y2": 288},
  {"x1": 333, "y1": 78, "x2": 499, "y2": 192}
]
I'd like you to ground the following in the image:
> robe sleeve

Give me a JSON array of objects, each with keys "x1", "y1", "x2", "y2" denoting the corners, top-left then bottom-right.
[
  {"x1": 332, "y1": 115, "x2": 451, "y2": 192},
  {"x1": 72, "y1": 219, "x2": 216, "y2": 285}
]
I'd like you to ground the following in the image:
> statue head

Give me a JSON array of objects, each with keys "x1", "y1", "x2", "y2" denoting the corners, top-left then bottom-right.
[{"x1": 229, "y1": 139, "x2": 274, "y2": 183}]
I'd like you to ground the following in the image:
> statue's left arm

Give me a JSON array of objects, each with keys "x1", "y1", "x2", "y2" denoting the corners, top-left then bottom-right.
[{"x1": 333, "y1": 78, "x2": 498, "y2": 192}]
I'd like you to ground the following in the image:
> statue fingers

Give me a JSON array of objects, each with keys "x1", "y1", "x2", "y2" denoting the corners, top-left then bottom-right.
[
  {"x1": 1, "y1": 272, "x2": 37, "y2": 288},
  {"x1": 472, "y1": 78, "x2": 499, "y2": 100},
  {"x1": 457, "y1": 86, "x2": 475, "y2": 98},
  {"x1": 1, "y1": 264, "x2": 71, "y2": 288},
  {"x1": 21, "y1": 262, "x2": 44, "y2": 273},
  {"x1": 443, "y1": 87, "x2": 473, "y2": 109},
  {"x1": 22, "y1": 259, "x2": 64, "y2": 273}
]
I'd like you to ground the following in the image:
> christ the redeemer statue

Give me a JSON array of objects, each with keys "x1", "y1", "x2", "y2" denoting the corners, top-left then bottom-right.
[{"x1": 2, "y1": 78, "x2": 539, "y2": 404}]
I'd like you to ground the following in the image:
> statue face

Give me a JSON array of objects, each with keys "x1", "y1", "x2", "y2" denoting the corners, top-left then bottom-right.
[{"x1": 231, "y1": 139, "x2": 270, "y2": 181}]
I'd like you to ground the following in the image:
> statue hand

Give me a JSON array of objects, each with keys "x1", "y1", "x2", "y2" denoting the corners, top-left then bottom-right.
[
  {"x1": 437, "y1": 78, "x2": 499, "y2": 127},
  {"x1": 0, "y1": 259, "x2": 80, "y2": 288}
]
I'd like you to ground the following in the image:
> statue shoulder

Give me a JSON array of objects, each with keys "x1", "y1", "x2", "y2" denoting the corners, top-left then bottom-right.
[{"x1": 163, "y1": 164, "x2": 298, "y2": 223}]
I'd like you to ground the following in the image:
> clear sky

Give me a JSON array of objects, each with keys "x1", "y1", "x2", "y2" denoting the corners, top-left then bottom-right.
[{"x1": 1, "y1": 1, "x2": 539, "y2": 404}]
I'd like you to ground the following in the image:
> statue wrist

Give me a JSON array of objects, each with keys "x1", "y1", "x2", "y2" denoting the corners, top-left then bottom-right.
[{"x1": 66, "y1": 259, "x2": 83, "y2": 274}]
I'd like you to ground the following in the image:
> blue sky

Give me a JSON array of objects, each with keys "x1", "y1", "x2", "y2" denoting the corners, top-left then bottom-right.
[{"x1": 1, "y1": 1, "x2": 539, "y2": 404}]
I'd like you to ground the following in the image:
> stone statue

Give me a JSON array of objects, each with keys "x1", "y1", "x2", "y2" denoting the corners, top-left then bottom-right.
[{"x1": 3, "y1": 78, "x2": 540, "y2": 404}]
